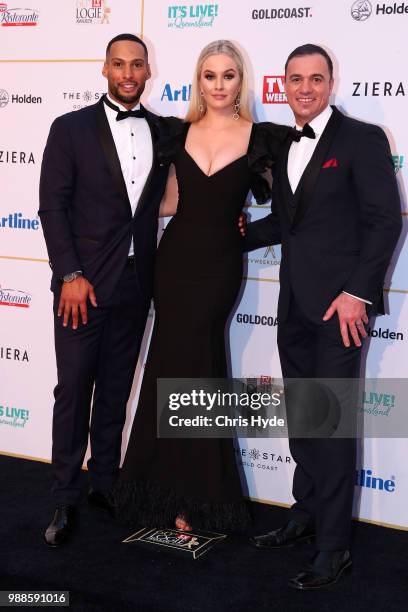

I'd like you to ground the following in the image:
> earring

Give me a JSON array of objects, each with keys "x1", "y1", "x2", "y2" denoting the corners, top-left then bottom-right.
[
  {"x1": 199, "y1": 91, "x2": 205, "y2": 115},
  {"x1": 233, "y1": 94, "x2": 241, "y2": 120}
]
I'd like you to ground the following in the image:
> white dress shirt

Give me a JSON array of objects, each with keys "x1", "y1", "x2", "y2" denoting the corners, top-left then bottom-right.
[
  {"x1": 104, "y1": 94, "x2": 153, "y2": 256},
  {"x1": 287, "y1": 105, "x2": 370, "y2": 305}
]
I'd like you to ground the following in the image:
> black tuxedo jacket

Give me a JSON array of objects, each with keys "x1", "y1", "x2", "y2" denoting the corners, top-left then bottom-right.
[
  {"x1": 246, "y1": 106, "x2": 402, "y2": 323},
  {"x1": 39, "y1": 98, "x2": 168, "y2": 305}
]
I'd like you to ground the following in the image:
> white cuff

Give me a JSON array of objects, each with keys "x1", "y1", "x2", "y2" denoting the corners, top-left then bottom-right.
[{"x1": 342, "y1": 291, "x2": 372, "y2": 305}]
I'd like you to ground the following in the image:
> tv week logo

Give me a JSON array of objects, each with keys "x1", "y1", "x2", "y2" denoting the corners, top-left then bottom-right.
[{"x1": 263, "y1": 76, "x2": 287, "y2": 104}]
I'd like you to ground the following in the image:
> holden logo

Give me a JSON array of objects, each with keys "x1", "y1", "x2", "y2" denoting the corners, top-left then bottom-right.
[
  {"x1": 0, "y1": 89, "x2": 9, "y2": 108},
  {"x1": 351, "y1": 0, "x2": 372, "y2": 21}
]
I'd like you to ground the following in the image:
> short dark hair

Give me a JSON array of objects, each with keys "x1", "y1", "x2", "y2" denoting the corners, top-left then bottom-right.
[
  {"x1": 106, "y1": 33, "x2": 148, "y2": 60},
  {"x1": 285, "y1": 44, "x2": 333, "y2": 79}
]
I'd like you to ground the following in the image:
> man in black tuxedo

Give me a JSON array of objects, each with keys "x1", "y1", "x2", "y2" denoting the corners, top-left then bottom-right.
[
  {"x1": 39, "y1": 34, "x2": 169, "y2": 546},
  {"x1": 247, "y1": 45, "x2": 401, "y2": 589}
]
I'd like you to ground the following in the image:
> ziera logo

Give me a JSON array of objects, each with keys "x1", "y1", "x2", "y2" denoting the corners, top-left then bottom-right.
[
  {"x1": 263, "y1": 76, "x2": 287, "y2": 104},
  {"x1": 0, "y1": 5, "x2": 39, "y2": 26},
  {"x1": 161, "y1": 83, "x2": 192, "y2": 102},
  {"x1": 167, "y1": 4, "x2": 219, "y2": 29},
  {"x1": 76, "y1": 0, "x2": 111, "y2": 25},
  {"x1": 355, "y1": 468, "x2": 395, "y2": 492},
  {"x1": 352, "y1": 81, "x2": 405, "y2": 96},
  {"x1": 0, "y1": 285, "x2": 32, "y2": 308},
  {"x1": 0, "y1": 151, "x2": 35, "y2": 164}
]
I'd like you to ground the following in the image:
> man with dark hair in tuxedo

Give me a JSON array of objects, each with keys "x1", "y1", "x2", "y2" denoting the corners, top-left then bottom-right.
[
  {"x1": 247, "y1": 44, "x2": 401, "y2": 589},
  {"x1": 39, "y1": 33, "x2": 169, "y2": 546}
]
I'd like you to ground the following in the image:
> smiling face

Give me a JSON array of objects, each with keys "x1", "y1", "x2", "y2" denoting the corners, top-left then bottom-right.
[
  {"x1": 102, "y1": 40, "x2": 151, "y2": 109},
  {"x1": 284, "y1": 53, "x2": 334, "y2": 126},
  {"x1": 199, "y1": 53, "x2": 241, "y2": 114}
]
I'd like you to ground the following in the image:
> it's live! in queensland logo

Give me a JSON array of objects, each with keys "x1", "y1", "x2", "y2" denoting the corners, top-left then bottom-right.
[
  {"x1": 263, "y1": 76, "x2": 287, "y2": 103},
  {"x1": 0, "y1": 3, "x2": 39, "y2": 26},
  {"x1": 167, "y1": 3, "x2": 219, "y2": 28},
  {"x1": 0, "y1": 404, "x2": 30, "y2": 428}
]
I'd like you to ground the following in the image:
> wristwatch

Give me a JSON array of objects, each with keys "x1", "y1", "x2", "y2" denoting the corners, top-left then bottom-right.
[{"x1": 62, "y1": 271, "x2": 83, "y2": 283}]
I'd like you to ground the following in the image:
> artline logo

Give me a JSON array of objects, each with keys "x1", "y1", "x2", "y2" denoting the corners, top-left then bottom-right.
[
  {"x1": 393, "y1": 154, "x2": 404, "y2": 173},
  {"x1": 236, "y1": 447, "x2": 291, "y2": 472},
  {"x1": 0, "y1": 404, "x2": 30, "y2": 428},
  {"x1": 367, "y1": 326, "x2": 404, "y2": 340},
  {"x1": 355, "y1": 468, "x2": 395, "y2": 492},
  {"x1": 0, "y1": 89, "x2": 42, "y2": 107},
  {"x1": 76, "y1": 0, "x2": 110, "y2": 25},
  {"x1": 263, "y1": 76, "x2": 287, "y2": 104},
  {"x1": 1, "y1": 212, "x2": 39, "y2": 230},
  {"x1": 236, "y1": 313, "x2": 278, "y2": 326},
  {"x1": 167, "y1": 4, "x2": 219, "y2": 29},
  {"x1": 352, "y1": 81, "x2": 405, "y2": 96},
  {"x1": 0, "y1": 150, "x2": 35, "y2": 164},
  {"x1": 0, "y1": 4, "x2": 39, "y2": 26},
  {"x1": 0, "y1": 285, "x2": 31, "y2": 308},
  {"x1": 351, "y1": 0, "x2": 408, "y2": 20},
  {"x1": 361, "y1": 390, "x2": 395, "y2": 416},
  {"x1": 252, "y1": 6, "x2": 312, "y2": 20},
  {"x1": 0, "y1": 346, "x2": 29, "y2": 362},
  {"x1": 161, "y1": 83, "x2": 192, "y2": 102},
  {"x1": 248, "y1": 244, "x2": 281, "y2": 266}
]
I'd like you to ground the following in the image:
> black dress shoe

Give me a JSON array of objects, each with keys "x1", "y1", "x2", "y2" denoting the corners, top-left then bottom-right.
[
  {"x1": 44, "y1": 505, "x2": 75, "y2": 547},
  {"x1": 87, "y1": 488, "x2": 116, "y2": 517},
  {"x1": 289, "y1": 550, "x2": 352, "y2": 590},
  {"x1": 250, "y1": 520, "x2": 315, "y2": 549}
]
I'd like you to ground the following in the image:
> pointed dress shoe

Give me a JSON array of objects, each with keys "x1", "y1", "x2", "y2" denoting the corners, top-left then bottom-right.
[
  {"x1": 250, "y1": 520, "x2": 315, "y2": 549},
  {"x1": 44, "y1": 505, "x2": 76, "y2": 547},
  {"x1": 87, "y1": 488, "x2": 116, "y2": 517},
  {"x1": 289, "y1": 550, "x2": 352, "y2": 590}
]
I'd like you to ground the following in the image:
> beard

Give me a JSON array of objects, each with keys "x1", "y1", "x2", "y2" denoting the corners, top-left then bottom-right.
[{"x1": 110, "y1": 81, "x2": 146, "y2": 106}]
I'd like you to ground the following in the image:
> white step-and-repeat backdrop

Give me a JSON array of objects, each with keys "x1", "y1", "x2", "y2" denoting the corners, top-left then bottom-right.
[{"x1": 1, "y1": 0, "x2": 407, "y2": 529}]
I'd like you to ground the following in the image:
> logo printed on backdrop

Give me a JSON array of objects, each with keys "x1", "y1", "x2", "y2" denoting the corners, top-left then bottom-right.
[
  {"x1": 361, "y1": 389, "x2": 395, "y2": 416},
  {"x1": 0, "y1": 285, "x2": 31, "y2": 308},
  {"x1": 252, "y1": 6, "x2": 312, "y2": 20},
  {"x1": 355, "y1": 468, "x2": 395, "y2": 492},
  {"x1": 263, "y1": 76, "x2": 287, "y2": 104},
  {"x1": 236, "y1": 313, "x2": 278, "y2": 327},
  {"x1": 0, "y1": 151, "x2": 35, "y2": 164},
  {"x1": 1, "y1": 212, "x2": 39, "y2": 230},
  {"x1": 62, "y1": 90, "x2": 104, "y2": 111},
  {"x1": 161, "y1": 83, "x2": 192, "y2": 102},
  {"x1": 0, "y1": 346, "x2": 29, "y2": 362},
  {"x1": 167, "y1": 4, "x2": 219, "y2": 29},
  {"x1": 367, "y1": 326, "x2": 404, "y2": 340},
  {"x1": 0, "y1": 405, "x2": 30, "y2": 429},
  {"x1": 76, "y1": 0, "x2": 111, "y2": 24},
  {"x1": 247, "y1": 244, "x2": 281, "y2": 267},
  {"x1": 351, "y1": 0, "x2": 372, "y2": 20},
  {"x1": 392, "y1": 154, "x2": 404, "y2": 173},
  {"x1": 0, "y1": 89, "x2": 42, "y2": 106},
  {"x1": 236, "y1": 447, "x2": 291, "y2": 473},
  {"x1": 352, "y1": 81, "x2": 405, "y2": 96},
  {"x1": 0, "y1": 4, "x2": 39, "y2": 26}
]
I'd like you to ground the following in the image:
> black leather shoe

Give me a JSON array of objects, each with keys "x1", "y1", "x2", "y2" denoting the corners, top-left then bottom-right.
[
  {"x1": 250, "y1": 520, "x2": 315, "y2": 549},
  {"x1": 44, "y1": 505, "x2": 75, "y2": 547},
  {"x1": 87, "y1": 488, "x2": 116, "y2": 517},
  {"x1": 289, "y1": 550, "x2": 352, "y2": 590}
]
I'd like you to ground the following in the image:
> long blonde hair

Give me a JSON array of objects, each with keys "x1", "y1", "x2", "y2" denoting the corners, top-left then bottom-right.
[{"x1": 185, "y1": 40, "x2": 252, "y2": 123}]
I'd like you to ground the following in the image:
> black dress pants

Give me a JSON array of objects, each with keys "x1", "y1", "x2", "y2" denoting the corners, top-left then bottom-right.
[
  {"x1": 277, "y1": 295, "x2": 362, "y2": 551},
  {"x1": 51, "y1": 263, "x2": 150, "y2": 505}
]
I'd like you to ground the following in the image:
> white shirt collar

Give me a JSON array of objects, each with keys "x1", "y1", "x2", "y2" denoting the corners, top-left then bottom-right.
[
  {"x1": 295, "y1": 105, "x2": 333, "y2": 137},
  {"x1": 106, "y1": 93, "x2": 141, "y2": 112}
]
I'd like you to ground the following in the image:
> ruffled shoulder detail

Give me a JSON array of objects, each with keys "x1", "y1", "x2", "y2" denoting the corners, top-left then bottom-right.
[
  {"x1": 249, "y1": 122, "x2": 296, "y2": 204},
  {"x1": 153, "y1": 116, "x2": 188, "y2": 165}
]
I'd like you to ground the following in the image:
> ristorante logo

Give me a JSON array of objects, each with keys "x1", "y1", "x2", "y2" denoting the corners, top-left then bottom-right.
[
  {"x1": 0, "y1": 150, "x2": 35, "y2": 164},
  {"x1": 0, "y1": 346, "x2": 29, "y2": 362},
  {"x1": 263, "y1": 76, "x2": 287, "y2": 103},
  {"x1": 355, "y1": 468, "x2": 395, "y2": 492},
  {"x1": 351, "y1": 0, "x2": 408, "y2": 19},
  {"x1": 1, "y1": 212, "x2": 39, "y2": 230},
  {"x1": 167, "y1": 4, "x2": 219, "y2": 29},
  {"x1": 0, "y1": 404, "x2": 30, "y2": 428},
  {"x1": 352, "y1": 81, "x2": 405, "y2": 96},
  {"x1": 161, "y1": 83, "x2": 192, "y2": 102},
  {"x1": 0, "y1": 285, "x2": 32, "y2": 308},
  {"x1": 0, "y1": 4, "x2": 39, "y2": 26},
  {"x1": 0, "y1": 89, "x2": 42, "y2": 107},
  {"x1": 252, "y1": 6, "x2": 312, "y2": 20},
  {"x1": 76, "y1": 0, "x2": 111, "y2": 24}
]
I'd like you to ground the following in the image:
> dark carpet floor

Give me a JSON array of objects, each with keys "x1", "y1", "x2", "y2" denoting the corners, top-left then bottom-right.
[{"x1": 0, "y1": 455, "x2": 407, "y2": 611}]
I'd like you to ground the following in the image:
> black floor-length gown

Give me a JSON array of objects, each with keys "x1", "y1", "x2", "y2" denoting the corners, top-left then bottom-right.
[{"x1": 115, "y1": 118, "x2": 293, "y2": 531}]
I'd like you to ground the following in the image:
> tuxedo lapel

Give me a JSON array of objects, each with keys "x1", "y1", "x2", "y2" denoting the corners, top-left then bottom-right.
[
  {"x1": 292, "y1": 106, "x2": 343, "y2": 228},
  {"x1": 95, "y1": 99, "x2": 131, "y2": 213}
]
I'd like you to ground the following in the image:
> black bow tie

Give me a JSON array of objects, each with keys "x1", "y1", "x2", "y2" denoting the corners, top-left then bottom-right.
[
  {"x1": 103, "y1": 95, "x2": 146, "y2": 121},
  {"x1": 293, "y1": 123, "x2": 316, "y2": 141}
]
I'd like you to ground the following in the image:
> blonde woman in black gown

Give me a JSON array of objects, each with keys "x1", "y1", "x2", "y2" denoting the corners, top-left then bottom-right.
[{"x1": 115, "y1": 40, "x2": 293, "y2": 532}]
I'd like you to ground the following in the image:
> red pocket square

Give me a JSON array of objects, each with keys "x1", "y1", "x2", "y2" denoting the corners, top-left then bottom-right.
[{"x1": 322, "y1": 158, "x2": 338, "y2": 168}]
